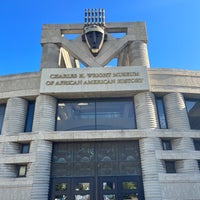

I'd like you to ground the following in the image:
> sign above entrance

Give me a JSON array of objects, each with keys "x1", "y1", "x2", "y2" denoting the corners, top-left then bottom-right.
[{"x1": 40, "y1": 66, "x2": 149, "y2": 95}]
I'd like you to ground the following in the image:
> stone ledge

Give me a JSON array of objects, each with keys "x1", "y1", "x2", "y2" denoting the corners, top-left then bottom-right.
[{"x1": 156, "y1": 150, "x2": 200, "y2": 160}]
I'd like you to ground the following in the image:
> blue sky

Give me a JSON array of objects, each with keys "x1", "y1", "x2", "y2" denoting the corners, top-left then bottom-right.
[{"x1": 0, "y1": 0, "x2": 200, "y2": 75}]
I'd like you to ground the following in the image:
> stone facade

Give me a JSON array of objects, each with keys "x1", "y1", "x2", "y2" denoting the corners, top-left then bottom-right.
[{"x1": 0, "y1": 21, "x2": 200, "y2": 200}]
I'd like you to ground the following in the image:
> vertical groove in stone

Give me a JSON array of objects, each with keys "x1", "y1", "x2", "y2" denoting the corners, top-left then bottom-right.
[
  {"x1": 172, "y1": 137, "x2": 199, "y2": 173},
  {"x1": 32, "y1": 95, "x2": 57, "y2": 132},
  {"x1": 1, "y1": 97, "x2": 28, "y2": 135},
  {"x1": 140, "y1": 138, "x2": 164, "y2": 200},
  {"x1": 164, "y1": 93, "x2": 190, "y2": 130},
  {"x1": 135, "y1": 92, "x2": 159, "y2": 129},
  {"x1": 128, "y1": 41, "x2": 150, "y2": 67},
  {"x1": 30, "y1": 140, "x2": 52, "y2": 200}
]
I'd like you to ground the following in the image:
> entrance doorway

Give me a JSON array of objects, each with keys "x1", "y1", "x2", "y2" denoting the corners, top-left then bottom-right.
[{"x1": 49, "y1": 141, "x2": 144, "y2": 200}]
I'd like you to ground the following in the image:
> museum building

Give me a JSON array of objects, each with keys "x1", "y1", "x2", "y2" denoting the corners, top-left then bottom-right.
[{"x1": 0, "y1": 9, "x2": 200, "y2": 200}]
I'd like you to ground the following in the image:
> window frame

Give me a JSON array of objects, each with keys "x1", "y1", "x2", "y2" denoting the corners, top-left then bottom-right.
[
  {"x1": 193, "y1": 139, "x2": 200, "y2": 151},
  {"x1": 155, "y1": 97, "x2": 168, "y2": 129},
  {"x1": 162, "y1": 139, "x2": 172, "y2": 150},
  {"x1": 24, "y1": 101, "x2": 35, "y2": 132},
  {"x1": 21, "y1": 143, "x2": 30, "y2": 154},
  {"x1": 165, "y1": 161, "x2": 176, "y2": 173},
  {"x1": 56, "y1": 98, "x2": 136, "y2": 131},
  {"x1": 0, "y1": 103, "x2": 6, "y2": 134},
  {"x1": 17, "y1": 165, "x2": 27, "y2": 177},
  {"x1": 185, "y1": 98, "x2": 200, "y2": 130}
]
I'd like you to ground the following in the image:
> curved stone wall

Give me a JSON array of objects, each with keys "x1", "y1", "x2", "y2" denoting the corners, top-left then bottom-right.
[
  {"x1": 164, "y1": 92, "x2": 190, "y2": 130},
  {"x1": 32, "y1": 95, "x2": 56, "y2": 132},
  {"x1": 2, "y1": 97, "x2": 28, "y2": 135},
  {"x1": 135, "y1": 92, "x2": 159, "y2": 129}
]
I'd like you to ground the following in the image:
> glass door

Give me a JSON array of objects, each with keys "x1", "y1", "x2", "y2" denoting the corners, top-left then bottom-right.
[
  {"x1": 98, "y1": 177, "x2": 118, "y2": 200},
  {"x1": 72, "y1": 177, "x2": 94, "y2": 200}
]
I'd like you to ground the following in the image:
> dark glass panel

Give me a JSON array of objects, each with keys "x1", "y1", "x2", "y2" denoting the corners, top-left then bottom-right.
[
  {"x1": 97, "y1": 142, "x2": 117, "y2": 162},
  {"x1": 156, "y1": 98, "x2": 167, "y2": 129},
  {"x1": 0, "y1": 104, "x2": 6, "y2": 134},
  {"x1": 103, "y1": 181, "x2": 116, "y2": 190},
  {"x1": 193, "y1": 139, "x2": 200, "y2": 150},
  {"x1": 122, "y1": 182, "x2": 137, "y2": 190},
  {"x1": 17, "y1": 165, "x2": 27, "y2": 177},
  {"x1": 56, "y1": 98, "x2": 136, "y2": 131},
  {"x1": 119, "y1": 162, "x2": 141, "y2": 175},
  {"x1": 123, "y1": 194, "x2": 138, "y2": 200},
  {"x1": 75, "y1": 194, "x2": 90, "y2": 200},
  {"x1": 53, "y1": 143, "x2": 73, "y2": 163},
  {"x1": 165, "y1": 161, "x2": 176, "y2": 173},
  {"x1": 97, "y1": 162, "x2": 118, "y2": 176},
  {"x1": 74, "y1": 143, "x2": 94, "y2": 162},
  {"x1": 21, "y1": 143, "x2": 30, "y2": 153},
  {"x1": 103, "y1": 194, "x2": 116, "y2": 200},
  {"x1": 118, "y1": 141, "x2": 140, "y2": 161},
  {"x1": 24, "y1": 101, "x2": 35, "y2": 132},
  {"x1": 96, "y1": 100, "x2": 136, "y2": 130},
  {"x1": 74, "y1": 182, "x2": 90, "y2": 191},
  {"x1": 73, "y1": 163, "x2": 95, "y2": 176},
  {"x1": 185, "y1": 99, "x2": 200, "y2": 130},
  {"x1": 198, "y1": 160, "x2": 200, "y2": 170},
  {"x1": 54, "y1": 195, "x2": 68, "y2": 200},
  {"x1": 56, "y1": 101, "x2": 95, "y2": 130},
  {"x1": 162, "y1": 140, "x2": 172, "y2": 150},
  {"x1": 55, "y1": 183, "x2": 68, "y2": 191},
  {"x1": 51, "y1": 163, "x2": 72, "y2": 177}
]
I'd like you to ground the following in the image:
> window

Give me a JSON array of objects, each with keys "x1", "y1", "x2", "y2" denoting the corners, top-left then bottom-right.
[
  {"x1": 21, "y1": 143, "x2": 30, "y2": 153},
  {"x1": 198, "y1": 160, "x2": 200, "y2": 171},
  {"x1": 24, "y1": 101, "x2": 35, "y2": 132},
  {"x1": 156, "y1": 98, "x2": 167, "y2": 129},
  {"x1": 185, "y1": 99, "x2": 200, "y2": 130},
  {"x1": 165, "y1": 161, "x2": 176, "y2": 173},
  {"x1": 0, "y1": 104, "x2": 6, "y2": 134},
  {"x1": 193, "y1": 139, "x2": 200, "y2": 150},
  {"x1": 162, "y1": 139, "x2": 172, "y2": 150},
  {"x1": 17, "y1": 165, "x2": 27, "y2": 177},
  {"x1": 56, "y1": 98, "x2": 136, "y2": 131}
]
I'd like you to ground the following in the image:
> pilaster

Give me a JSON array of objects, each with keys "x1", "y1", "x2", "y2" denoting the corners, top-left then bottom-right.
[
  {"x1": 32, "y1": 95, "x2": 57, "y2": 132},
  {"x1": 30, "y1": 140, "x2": 52, "y2": 200},
  {"x1": 2, "y1": 97, "x2": 28, "y2": 135},
  {"x1": 128, "y1": 41, "x2": 150, "y2": 67},
  {"x1": 140, "y1": 138, "x2": 164, "y2": 200},
  {"x1": 135, "y1": 92, "x2": 159, "y2": 129},
  {"x1": 163, "y1": 92, "x2": 190, "y2": 129}
]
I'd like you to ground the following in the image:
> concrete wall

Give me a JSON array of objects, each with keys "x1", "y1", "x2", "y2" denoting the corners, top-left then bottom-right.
[{"x1": 0, "y1": 61, "x2": 200, "y2": 199}]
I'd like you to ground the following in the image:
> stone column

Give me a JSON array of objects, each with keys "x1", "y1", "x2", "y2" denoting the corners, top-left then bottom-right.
[
  {"x1": 140, "y1": 138, "x2": 164, "y2": 200},
  {"x1": 163, "y1": 92, "x2": 190, "y2": 130},
  {"x1": 29, "y1": 140, "x2": 53, "y2": 200},
  {"x1": 2, "y1": 97, "x2": 28, "y2": 135},
  {"x1": 30, "y1": 95, "x2": 56, "y2": 200},
  {"x1": 135, "y1": 92, "x2": 164, "y2": 199},
  {"x1": 172, "y1": 138, "x2": 199, "y2": 173},
  {"x1": 135, "y1": 92, "x2": 159, "y2": 129},
  {"x1": 128, "y1": 41, "x2": 150, "y2": 67},
  {"x1": 117, "y1": 46, "x2": 129, "y2": 66},
  {"x1": 40, "y1": 43, "x2": 60, "y2": 69},
  {"x1": 32, "y1": 95, "x2": 57, "y2": 132},
  {"x1": 164, "y1": 93, "x2": 198, "y2": 173}
]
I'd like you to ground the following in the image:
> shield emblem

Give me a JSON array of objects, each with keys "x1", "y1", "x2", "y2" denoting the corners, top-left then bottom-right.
[{"x1": 83, "y1": 25, "x2": 106, "y2": 56}]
